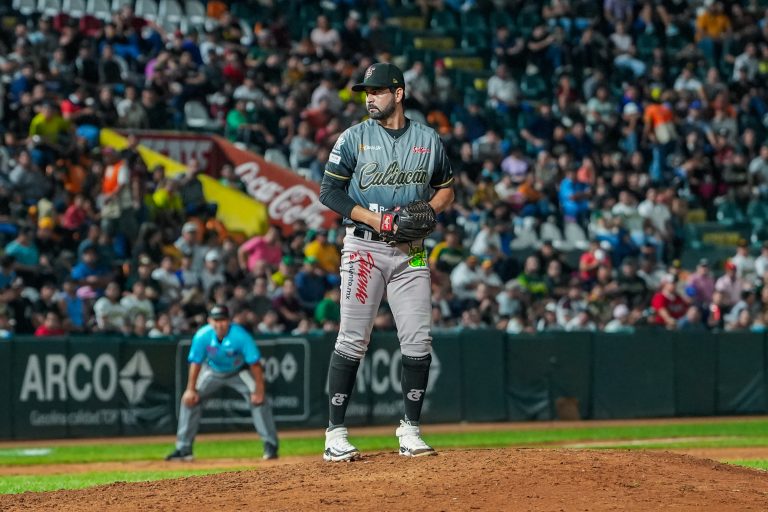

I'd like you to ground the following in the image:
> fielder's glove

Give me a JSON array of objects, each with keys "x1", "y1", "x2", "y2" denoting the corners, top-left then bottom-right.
[{"x1": 379, "y1": 200, "x2": 437, "y2": 245}]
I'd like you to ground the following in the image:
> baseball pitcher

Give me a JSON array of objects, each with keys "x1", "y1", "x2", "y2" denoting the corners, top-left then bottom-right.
[
  {"x1": 166, "y1": 304, "x2": 279, "y2": 461},
  {"x1": 318, "y1": 62, "x2": 455, "y2": 461}
]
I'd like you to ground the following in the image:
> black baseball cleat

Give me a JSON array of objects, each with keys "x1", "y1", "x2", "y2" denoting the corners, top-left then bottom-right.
[
  {"x1": 263, "y1": 443, "x2": 278, "y2": 460},
  {"x1": 165, "y1": 448, "x2": 194, "y2": 461}
]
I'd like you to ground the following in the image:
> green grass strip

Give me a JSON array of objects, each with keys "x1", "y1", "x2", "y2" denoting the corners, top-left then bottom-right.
[
  {"x1": 0, "y1": 468, "x2": 241, "y2": 494},
  {"x1": 726, "y1": 460, "x2": 768, "y2": 471},
  {"x1": 3, "y1": 419, "x2": 768, "y2": 466}
]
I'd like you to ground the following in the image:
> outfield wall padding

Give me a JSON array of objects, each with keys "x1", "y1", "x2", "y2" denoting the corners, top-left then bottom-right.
[
  {"x1": 506, "y1": 333, "x2": 592, "y2": 421},
  {"x1": 2, "y1": 331, "x2": 768, "y2": 439},
  {"x1": 717, "y1": 332, "x2": 766, "y2": 414}
]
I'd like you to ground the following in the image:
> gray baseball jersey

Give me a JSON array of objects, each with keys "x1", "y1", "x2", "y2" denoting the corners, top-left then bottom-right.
[
  {"x1": 324, "y1": 119, "x2": 454, "y2": 230},
  {"x1": 322, "y1": 118, "x2": 453, "y2": 360}
]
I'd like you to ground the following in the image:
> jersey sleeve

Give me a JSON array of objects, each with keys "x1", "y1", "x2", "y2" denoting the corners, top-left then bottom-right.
[
  {"x1": 240, "y1": 327, "x2": 262, "y2": 365},
  {"x1": 430, "y1": 137, "x2": 454, "y2": 189},
  {"x1": 323, "y1": 128, "x2": 358, "y2": 181},
  {"x1": 187, "y1": 329, "x2": 207, "y2": 364}
]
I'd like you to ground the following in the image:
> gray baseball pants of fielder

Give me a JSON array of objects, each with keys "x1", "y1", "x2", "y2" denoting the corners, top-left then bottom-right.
[
  {"x1": 335, "y1": 227, "x2": 432, "y2": 360},
  {"x1": 175, "y1": 366, "x2": 279, "y2": 451}
]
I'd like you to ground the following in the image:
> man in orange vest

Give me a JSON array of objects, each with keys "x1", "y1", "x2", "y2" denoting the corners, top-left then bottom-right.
[{"x1": 100, "y1": 147, "x2": 138, "y2": 244}]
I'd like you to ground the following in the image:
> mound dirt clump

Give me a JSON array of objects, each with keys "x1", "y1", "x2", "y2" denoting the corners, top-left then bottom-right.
[{"x1": 1, "y1": 448, "x2": 767, "y2": 511}]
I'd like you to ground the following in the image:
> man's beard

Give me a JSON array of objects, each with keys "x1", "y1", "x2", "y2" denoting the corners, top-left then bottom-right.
[{"x1": 368, "y1": 100, "x2": 396, "y2": 120}]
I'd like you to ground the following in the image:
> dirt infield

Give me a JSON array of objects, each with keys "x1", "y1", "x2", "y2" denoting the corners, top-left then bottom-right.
[{"x1": 2, "y1": 448, "x2": 768, "y2": 512}]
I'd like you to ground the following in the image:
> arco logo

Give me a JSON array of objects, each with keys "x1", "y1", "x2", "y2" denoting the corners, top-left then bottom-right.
[{"x1": 19, "y1": 351, "x2": 154, "y2": 405}]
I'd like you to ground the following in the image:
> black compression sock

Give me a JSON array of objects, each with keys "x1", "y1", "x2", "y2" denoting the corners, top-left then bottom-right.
[
  {"x1": 401, "y1": 353, "x2": 431, "y2": 423},
  {"x1": 328, "y1": 350, "x2": 360, "y2": 428}
]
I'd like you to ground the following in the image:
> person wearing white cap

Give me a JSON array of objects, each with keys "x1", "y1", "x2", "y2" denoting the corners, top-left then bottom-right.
[
  {"x1": 605, "y1": 304, "x2": 634, "y2": 333},
  {"x1": 200, "y1": 250, "x2": 225, "y2": 295},
  {"x1": 174, "y1": 221, "x2": 206, "y2": 272}
]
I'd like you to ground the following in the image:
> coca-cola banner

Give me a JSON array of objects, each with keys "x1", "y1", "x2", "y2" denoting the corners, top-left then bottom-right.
[
  {"x1": 213, "y1": 136, "x2": 337, "y2": 232},
  {"x1": 101, "y1": 129, "x2": 269, "y2": 236},
  {"x1": 118, "y1": 131, "x2": 227, "y2": 175}
]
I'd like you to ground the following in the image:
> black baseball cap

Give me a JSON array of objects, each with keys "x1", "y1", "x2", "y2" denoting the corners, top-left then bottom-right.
[
  {"x1": 209, "y1": 304, "x2": 230, "y2": 320},
  {"x1": 352, "y1": 63, "x2": 405, "y2": 92}
]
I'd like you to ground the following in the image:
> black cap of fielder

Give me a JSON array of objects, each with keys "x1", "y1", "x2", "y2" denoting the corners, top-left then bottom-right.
[
  {"x1": 209, "y1": 304, "x2": 230, "y2": 320},
  {"x1": 352, "y1": 63, "x2": 405, "y2": 92}
]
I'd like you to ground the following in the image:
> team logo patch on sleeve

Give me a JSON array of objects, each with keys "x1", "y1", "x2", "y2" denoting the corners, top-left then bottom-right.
[{"x1": 328, "y1": 153, "x2": 341, "y2": 164}]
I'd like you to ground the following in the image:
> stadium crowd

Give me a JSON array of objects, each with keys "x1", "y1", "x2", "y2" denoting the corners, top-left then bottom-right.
[{"x1": 1, "y1": 0, "x2": 768, "y2": 338}]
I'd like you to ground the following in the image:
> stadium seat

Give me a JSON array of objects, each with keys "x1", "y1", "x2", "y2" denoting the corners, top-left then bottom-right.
[
  {"x1": 540, "y1": 221, "x2": 564, "y2": 243},
  {"x1": 516, "y1": 5, "x2": 541, "y2": 37},
  {"x1": 17, "y1": 0, "x2": 37, "y2": 15},
  {"x1": 184, "y1": 0, "x2": 206, "y2": 26},
  {"x1": 636, "y1": 32, "x2": 659, "y2": 63},
  {"x1": 264, "y1": 149, "x2": 290, "y2": 169},
  {"x1": 520, "y1": 72, "x2": 549, "y2": 102},
  {"x1": 159, "y1": 0, "x2": 184, "y2": 23},
  {"x1": 63, "y1": 0, "x2": 86, "y2": 17},
  {"x1": 135, "y1": 0, "x2": 158, "y2": 18},
  {"x1": 716, "y1": 200, "x2": 746, "y2": 226},
  {"x1": 461, "y1": 10, "x2": 488, "y2": 33},
  {"x1": 111, "y1": 0, "x2": 131, "y2": 12},
  {"x1": 511, "y1": 222, "x2": 540, "y2": 250},
  {"x1": 37, "y1": 0, "x2": 61, "y2": 16},
  {"x1": 564, "y1": 222, "x2": 589, "y2": 250},
  {"x1": 748, "y1": 198, "x2": 768, "y2": 218},
  {"x1": 489, "y1": 9, "x2": 514, "y2": 33},
  {"x1": 87, "y1": 0, "x2": 111, "y2": 21},
  {"x1": 184, "y1": 101, "x2": 220, "y2": 132},
  {"x1": 430, "y1": 9, "x2": 458, "y2": 32}
]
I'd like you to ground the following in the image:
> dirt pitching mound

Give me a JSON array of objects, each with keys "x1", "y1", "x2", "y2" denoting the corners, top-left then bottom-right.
[{"x1": 2, "y1": 448, "x2": 768, "y2": 512}]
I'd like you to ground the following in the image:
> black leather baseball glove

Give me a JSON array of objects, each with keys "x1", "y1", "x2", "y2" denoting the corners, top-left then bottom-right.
[{"x1": 379, "y1": 200, "x2": 437, "y2": 245}]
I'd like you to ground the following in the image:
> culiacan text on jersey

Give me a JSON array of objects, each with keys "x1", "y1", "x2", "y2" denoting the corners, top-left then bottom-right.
[{"x1": 358, "y1": 162, "x2": 428, "y2": 191}]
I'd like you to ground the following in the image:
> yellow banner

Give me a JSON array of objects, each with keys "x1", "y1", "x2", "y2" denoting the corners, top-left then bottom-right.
[{"x1": 100, "y1": 129, "x2": 268, "y2": 236}]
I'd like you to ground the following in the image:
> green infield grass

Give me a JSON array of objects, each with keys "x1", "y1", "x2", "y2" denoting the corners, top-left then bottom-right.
[{"x1": 1, "y1": 418, "x2": 767, "y2": 494}]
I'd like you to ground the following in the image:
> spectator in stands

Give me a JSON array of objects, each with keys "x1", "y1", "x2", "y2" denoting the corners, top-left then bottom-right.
[
  {"x1": 34, "y1": 310, "x2": 66, "y2": 337},
  {"x1": 430, "y1": 227, "x2": 465, "y2": 277},
  {"x1": 303, "y1": 229, "x2": 340, "y2": 275},
  {"x1": 271, "y1": 278, "x2": 303, "y2": 332},
  {"x1": 93, "y1": 282, "x2": 128, "y2": 334},
  {"x1": 486, "y1": 63, "x2": 519, "y2": 114},
  {"x1": 238, "y1": 226, "x2": 283, "y2": 274},
  {"x1": 200, "y1": 250, "x2": 225, "y2": 296},
  {"x1": 755, "y1": 242, "x2": 768, "y2": 279},
  {"x1": 715, "y1": 260, "x2": 746, "y2": 307},
  {"x1": 516, "y1": 256, "x2": 548, "y2": 298},
  {"x1": 678, "y1": 306, "x2": 706, "y2": 331},
  {"x1": 294, "y1": 256, "x2": 328, "y2": 314},
  {"x1": 651, "y1": 275, "x2": 688, "y2": 329},
  {"x1": 686, "y1": 259, "x2": 715, "y2": 308},
  {"x1": 57, "y1": 279, "x2": 86, "y2": 332},
  {"x1": 310, "y1": 15, "x2": 341, "y2": 58},
  {"x1": 559, "y1": 168, "x2": 591, "y2": 228},
  {"x1": 315, "y1": 287, "x2": 341, "y2": 327},
  {"x1": 605, "y1": 304, "x2": 634, "y2": 333},
  {"x1": 175, "y1": 221, "x2": 205, "y2": 271},
  {"x1": 120, "y1": 281, "x2": 155, "y2": 326},
  {"x1": 731, "y1": 239, "x2": 756, "y2": 279},
  {"x1": 450, "y1": 255, "x2": 483, "y2": 301}
]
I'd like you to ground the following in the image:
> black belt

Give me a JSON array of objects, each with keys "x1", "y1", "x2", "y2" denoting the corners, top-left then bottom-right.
[{"x1": 352, "y1": 227, "x2": 382, "y2": 241}]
